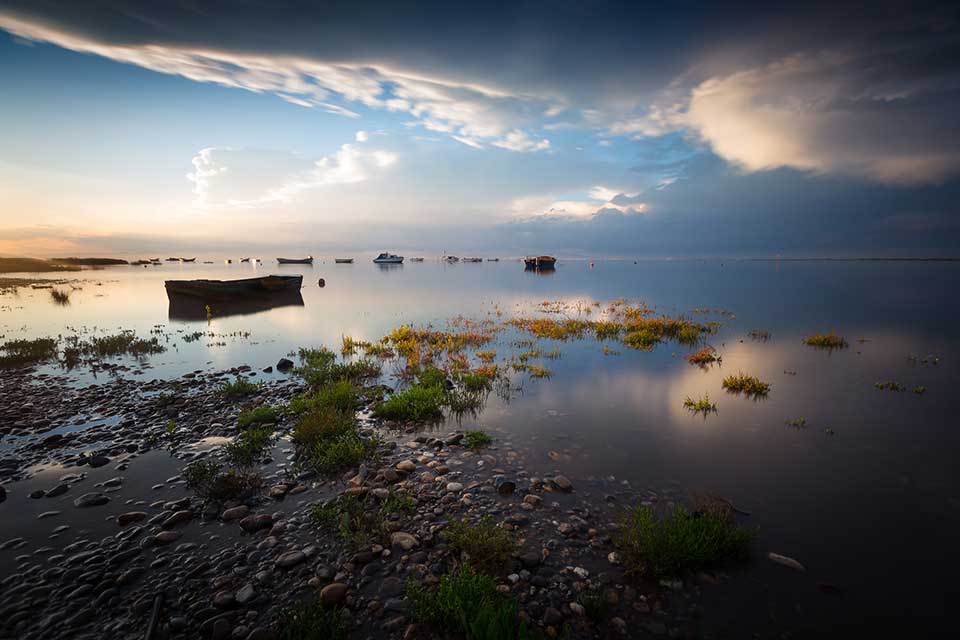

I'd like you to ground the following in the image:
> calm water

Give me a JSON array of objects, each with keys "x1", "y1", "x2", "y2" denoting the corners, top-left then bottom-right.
[{"x1": 3, "y1": 256, "x2": 959, "y2": 635}]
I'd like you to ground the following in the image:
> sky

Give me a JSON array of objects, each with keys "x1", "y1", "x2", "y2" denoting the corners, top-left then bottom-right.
[{"x1": 0, "y1": 0, "x2": 959, "y2": 257}]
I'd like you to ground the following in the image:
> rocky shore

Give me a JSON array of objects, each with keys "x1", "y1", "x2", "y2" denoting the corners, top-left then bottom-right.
[{"x1": 0, "y1": 362, "x2": 709, "y2": 640}]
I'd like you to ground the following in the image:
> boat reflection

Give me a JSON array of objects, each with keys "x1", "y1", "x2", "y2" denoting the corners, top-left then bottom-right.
[{"x1": 167, "y1": 290, "x2": 305, "y2": 321}]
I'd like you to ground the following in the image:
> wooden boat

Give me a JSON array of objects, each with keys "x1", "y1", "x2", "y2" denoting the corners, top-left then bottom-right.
[
  {"x1": 524, "y1": 255, "x2": 557, "y2": 269},
  {"x1": 486, "y1": 258, "x2": 499, "y2": 262},
  {"x1": 334, "y1": 258, "x2": 354, "y2": 264},
  {"x1": 165, "y1": 257, "x2": 179, "y2": 262},
  {"x1": 444, "y1": 256, "x2": 460, "y2": 262},
  {"x1": 373, "y1": 252, "x2": 404, "y2": 264},
  {"x1": 164, "y1": 275, "x2": 303, "y2": 299},
  {"x1": 463, "y1": 257, "x2": 483, "y2": 263},
  {"x1": 410, "y1": 257, "x2": 425, "y2": 262},
  {"x1": 240, "y1": 257, "x2": 250, "y2": 263},
  {"x1": 277, "y1": 256, "x2": 313, "y2": 264},
  {"x1": 180, "y1": 257, "x2": 197, "y2": 263}
]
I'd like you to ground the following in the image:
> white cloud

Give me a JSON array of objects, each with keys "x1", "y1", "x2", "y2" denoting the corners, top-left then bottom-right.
[
  {"x1": 355, "y1": 130, "x2": 368, "y2": 142},
  {"x1": 491, "y1": 130, "x2": 550, "y2": 153},
  {"x1": 607, "y1": 52, "x2": 960, "y2": 184},
  {"x1": 511, "y1": 186, "x2": 645, "y2": 219},
  {"x1": 0, "y1": 13, "x2": 556, "y2": 153},
  {"x1": 187, "y1": 143, "x2": 398, "y2": 209}
]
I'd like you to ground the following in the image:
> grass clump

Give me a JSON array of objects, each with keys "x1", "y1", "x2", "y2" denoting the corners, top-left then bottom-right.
[
  {"x1": 722, "y1": 372, "x2": 770, "y2": 398},
  {"x1": 445, "y1": 515, "x2": 517, "y2": 575},
  {"x1": 223, "y1": 426, "x2": 273, "y2": 467},
  {"x1": 407, "y1": 565, "x2": 533, "y2": 640},
  {"x1": 50, "y1": 288, "x2": 71, "y2": 305},
  {"x1": 296, "y1": 346, "x2": 381, "y2": 388},
  {"x1": 526, "y1": 364, "x2": 551, "y2": 379},
  {"x1": 374, "y1": 384, "x2": 446, "y2": 422},
  {"x1": 183, "y1": 459, "x2": 264, "y2": 505},
  {"x1": 464, "y1": 430, "x2": 493, "y2": 449},
  {"x1": 685, "y1": 346, "x2": 721, "y2": 367},
  {"x1": 623, "y1": 329, "x2": 659, "y2": 351},
  {"x1": 615, "y1": 504, "x2": 754, "y2": 579},
  {"x1": 220, "y1": 376, "x2": 262, "y2": 398},
  {"x1": 0, "y1": 337, "x2": 59, "y2": 367},
  {"x1": 311, "y1": 490, "x2": 413, "y2": 549},
  {"x1": 683, "y1": 395, "x2": 717, "y2": 416},
  {"x1": 803, "y1": 332, "x2": 848, "y2": 350},
  {"x1": 874, "y1": 380, "x2": 906, "y2": 392},
  {"x1": 85, "y1": 331, "x2": 165, "y2": 358},
  {"x1": 237, "y1": 405, "x2": 280, "y2": 428},
  {"x1": 275, "y1": 598, "x2": 345, "y2": 640}
]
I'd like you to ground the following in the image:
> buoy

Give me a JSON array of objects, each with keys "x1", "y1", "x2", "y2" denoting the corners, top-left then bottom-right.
[{"x1": 318, "y1": 278, "x2": 326, "y2": 287}]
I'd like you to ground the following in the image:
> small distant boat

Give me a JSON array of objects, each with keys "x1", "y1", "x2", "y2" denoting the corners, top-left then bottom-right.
[
  {"x1": 463, "y1": 257, "x2": 483, "y2": 263},
  {"x1": 150, "y1": 258, "x2": 160, "y2": 263},
  {"x1": 373, "y1": 252, "x2": 404, "y2": 264},
  {"x1": 225, "y1": 259, "x2": 232, "y2": 264},
  {"x1": 410, "y1": 257, "x2": 425, "y2": 262},
  {"x1": 524, "y1": 255, "x2": 557, "y2": 270},
  {"x1": 444, "y1": 256, "x2": 460, "y2": 263},
  {"x1": 335, "y1": 258, "x2": 354, "y2": 264},
  {"x1": 180, "y1": 257, "x2": 196, "y2": 263},
  {"x1": 164, "y1": 275, "x2": 303, "y2": 299},
  {"x1": 165, "y1": 257, "x2": 179, "y2": 262},
  {"x1": 203, "y1": 261, "x2": 214, "y2": 264},
  {"x1": 486, "y1": 258, "x2": 499, "y2": 262},
  {"x1": 277, "y1": 256, "x2": 314, "y2": 264},
  {"x1": 240, "y1": 257, "x2": 250, "y2": 263}
]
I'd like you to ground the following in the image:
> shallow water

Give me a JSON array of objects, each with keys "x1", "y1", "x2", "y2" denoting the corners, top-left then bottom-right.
[{"x1": 2, "y1": 256, "x2": 959, "y2": 634}]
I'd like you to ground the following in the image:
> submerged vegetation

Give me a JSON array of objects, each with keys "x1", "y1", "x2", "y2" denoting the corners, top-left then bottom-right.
[
  {"x1": 615, "y1": 504, "x2": 754, "y2": 579},
  {"x1": 464, "y1": 430, "x2": 493, "y2": 449},
  {"x1": 803, "y1": 332, "x2": 848, "y2": 350},
  {"x1": 685, "y1": 346, "x2": 721, "y2": 367},
  {"x1": 407, "y1": 566, "x2": 534, "y2": 640},
  {"x1": 220, "y1": 376, "x2": 263, "y2": 398},
  {"x1": 445, "y1": 516, "x2": 518, "y2": 574},
  {"x1": 0, "y1": 337, "x2": 59, "y2": 367},
  {"x1": 275, "y1": 599, "x2": 346, "y2": 640},
  {"x1": 49, "y1": 288, "x2": 71, "y2": 305},
  {"x1": 1, "y1": 331, "x2": 165, "y2": 369},
  {"x1": 683, "y1": 395, "x2": 717, "y2": 416},
  {"x1": 874, "y1": 380, "x2": 906, "y2": 392},
  {"x1": 722, "y1": 372, "x2": 771, "y2": 398}
]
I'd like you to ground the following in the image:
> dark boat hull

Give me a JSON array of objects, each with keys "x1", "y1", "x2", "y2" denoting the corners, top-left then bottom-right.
[
  {"x1": 168, "y1": 290, "x2": 304, "y2": 320},
  {"x1": 524, "y1": 256, "x2": 557, "y2": 269},
  {"x1": 164, "y1": 275, "x2": 303, "y2": 299},
  {"x1": 277, "y1": 257, "x2": 313, "y2": 264}
]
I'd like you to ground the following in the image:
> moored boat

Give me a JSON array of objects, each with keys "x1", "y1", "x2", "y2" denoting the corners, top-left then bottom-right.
[
  {"x1": 180, "y1": 257, "x2": 196, "y2": 263},
  {"x1": 486, "y1": 258, "x2": 499, "y2": 262},
  {"x1": 240, "y1": 257, "x2": 250, "y2": 263},
  {"x1": 463, "y1": 257, "x2": 483, "y2": 263},
  {"x1": 524, "y1": 255, "x2": 557, "y2": 269},
  {"x1": 164, "y1": 275, "x2": 303, "y2": 299},
  {"x1": 277, "y1": 256, "x2": 314, "y2": 264},
  {"x1": 373, "y1": 252, "x2": 404, "y2": 264},
  {"x1": 335, "y1": 258, "x2": 354, "y2": 264},
  {"x1": 444, "y1": 255, "x2": 460, "y2": 262},
  {"x1": 410, "y1": 257, "x2": 425, "y2": 262}
]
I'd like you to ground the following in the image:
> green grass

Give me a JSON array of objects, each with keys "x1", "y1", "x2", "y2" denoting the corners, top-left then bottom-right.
[
  {"x1": 288, "y1": 380, "x2": 360, "y2": 415},
  {"x1": 683, "y1": 395, "x2": 717, "y2": 416},
  {"x1": 275, "y1": 599, "x2": 346, "y2": 640},
  {"x1": 623, "y1": 329, "x2": 659, "y2": 350},
  {"x1": 803, "y1": 332, "x2": 848, "y2": 350},
  {"x1": 685, "y1": 346, "x2": 720, "y2": 367},
  {"x1": 310, "y1": 490, "x2": 411, "y2": 549},
  {"x1": 460, "y1": 371, "x2": 494, "y2": 393},
  {"x1": 407, "y1": 565, "x2": 535, "y2": 640},
  {"x1": 525, "y1": 363, "x2": 551, "y2": 379},
  {"x1": 374, "y1": 384, "x2": 446, "y2": 422},
  {"x1": 721, "y1": 372, "x2": 771, "y2": 398},
  {"x1": 84, "y1": 331, "x2": 165, "y2": 358},
  {"x1": 615, "y1": 504, "x2": 754, "y2": 579},
  {"x1": 0, "y1": 337, "x2": 59, "y2": 367},
  {"x1": 310, "y1": 430, "x2": 380, "y2": 474},
  {"x1": 296, "y1": 346, "x2": 380, "y2": 388},
  {"x1": 875, "y1": 380, "x2": 906, "y2": 392},
  {"x1": 220, "y1": 376, "x2": 262, "y2": 398},
  {"x1": 223, "y1": 426, "x2": 273, "y2": 467},
  {"x1": 464, "y1": 430, "x2": 493, "y2": 449},
  {"x1": 237, "y1": 405, "x2": 280, "y2": 428},
  {"x1": 182, "y1": 459, "x2": 264, "y2": 504},
  {"x1": 445, "y1": 516, "x2": 517, "y2": 575}
]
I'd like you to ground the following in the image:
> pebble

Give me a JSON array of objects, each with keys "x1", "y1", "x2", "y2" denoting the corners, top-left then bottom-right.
[{"x1": 73, "y1": 492, "x2": 109, "y2": 507}]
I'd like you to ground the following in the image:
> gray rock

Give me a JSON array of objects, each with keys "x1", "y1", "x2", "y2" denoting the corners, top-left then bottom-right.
[
  {"x1": 222, "y1": 505, "x2": 249, "y2": 521},
  {"x1": 73, "y1": 492, "x2": 109, "y2": 508},
  {"x1": 276, "y1": 358, "x2": 294, "y2": 372},
  {"x1": 240, "y1": 513, "x2": 273, "y2": 532},
  {"x1": 118, "y1": 512, "x2": 147, "y2": 526},
  {"x1": 275, "y1": 550, "x2": 306, "y2": 568},
  {"x1": 236, "y1": 583, "x2": 256, "y2": 605}
]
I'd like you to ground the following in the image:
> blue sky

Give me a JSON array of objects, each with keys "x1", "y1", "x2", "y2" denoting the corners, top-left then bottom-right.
[{"x1": 1, "y1": 1, "x2": 958, "y2": 256}]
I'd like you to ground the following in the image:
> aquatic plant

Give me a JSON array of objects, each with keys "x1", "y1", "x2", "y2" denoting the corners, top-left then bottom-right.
[
  {"x1": 803, "y1": 332, "x2": 848, "y2": 350},
  {"x1": 683, "y1": 395, "x2": 717, "y2": 416},
  {"x1": 85, "y1": 331, "x2": 165, "y2": 358},
  {"x1": 183, "y1": 459, "x2": 264, "y2": 504},
  {"x1": 374, "y1": 384, "x2": 446, "y2": 422},
  {"x1": 785, "y1": 417, "x2": 807, "y2": 429},
  {"x1": 623, "y1": 329, "x2": 658, "y2": 350},
  {"x1": 237, "y1": 405, "x2": 280, "y2": 428},
  {"x1": 685, "y1": 346, "x2": 721, "y2": 367},
  {"x1": 223, "y1": 425, "x2": 273, "y2": 467},
  {"x1": 913, "y1": 386, "x2": 927, "y2": 395},
  {"x1": 445, "y1": 515, "x2": 518, "y2": 575},
  {"x1": 275, "y1": 598, "x2": 346, "y2": 640},
  {"x1": 311, "y1": 490, "x2": 411, "y2": 550},
  {"x1": 220, "y1": 376, "x2": 262, "y2": 398},
  {"x1": 310, "y1": 430, "x2": 380, "y2": 474},
  {"x1": 476, "y1": 349, "x2": 497, "y2": 363},
  {"x1": 614, "y1": 504, "x2": 754, "y2": 579},
  {"x1": 874, "y1": 380, "x2": 906, "y2": 392},
  {"x1": 464, "y1": 430, "x2": 493, "y2": 449},
  {"x1": 748, "y1": 329, "x2": 771, "y2": 342},
  {"x1": 0, "y1": 337, "x2": 59, "y2": 367},
  {"x1": 296, "y1": 346, "x2": 381, "y2": 388},
  {"x1": 525, "y1": 364, "x2": 551, "y2": 379},
  {"x1": 49, "y1": 288, "x2": 71, "y2": 305},
  {"x1": 722, "y1": 372, "x2": 770, "y2": 398}
]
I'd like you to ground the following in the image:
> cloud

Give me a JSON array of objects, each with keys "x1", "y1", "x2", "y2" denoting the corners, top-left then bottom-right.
[
  {"x1": 512, "y1": 185, "x2": 646, "y2": 220},
  {"x1": 355, "y1": 130, "x2": 369, "y2": 142},
  {"x1": 612, "y1": 47, "x2": 960, "y2": 185},
  {"x1": 492, "y1": 130, "x2": 550, "y2": 153},
  {"x1": 0, "y1": 12, "x2": 553, "y2": 152},
  {"x1": 187, "y1": 143, "x2": 398, "y2": 209}
]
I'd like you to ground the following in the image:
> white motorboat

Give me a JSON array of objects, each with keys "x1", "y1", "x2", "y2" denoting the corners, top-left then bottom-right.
[{"x1": 373, "y1": 252, "x2": 404, "y2": 264}]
